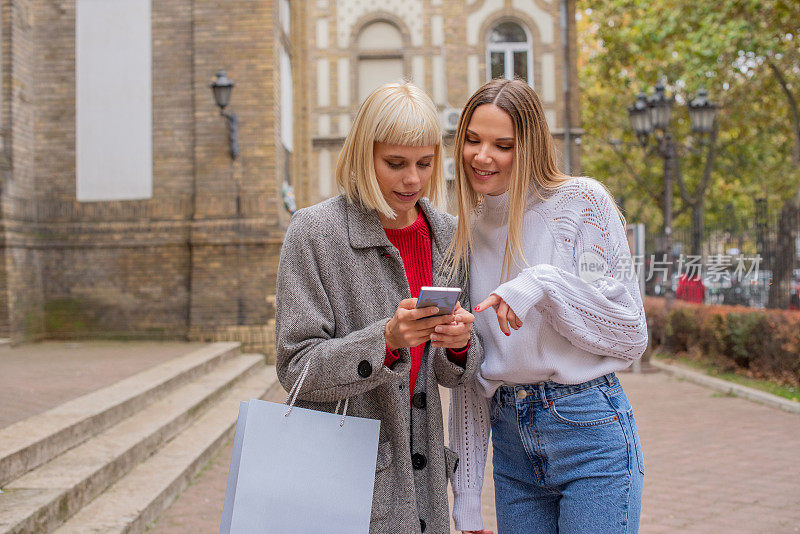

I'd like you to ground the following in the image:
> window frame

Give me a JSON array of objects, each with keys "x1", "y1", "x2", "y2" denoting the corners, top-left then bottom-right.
[
  {"x1": 355, "y1": 20, "x2": 407, "y2": 105},
  {"x1": 485, "y1": 21, "x2": 534, "y2": 86}
]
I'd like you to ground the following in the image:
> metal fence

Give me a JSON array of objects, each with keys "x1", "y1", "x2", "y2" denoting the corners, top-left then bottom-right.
[{"x1": 640, "y1": 204, "x2": 800, "y2": 309}]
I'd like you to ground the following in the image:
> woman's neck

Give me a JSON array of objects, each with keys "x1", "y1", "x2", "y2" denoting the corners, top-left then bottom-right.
[{"x1": 379, "y1": 205, "x2": 420, "y2": 230}]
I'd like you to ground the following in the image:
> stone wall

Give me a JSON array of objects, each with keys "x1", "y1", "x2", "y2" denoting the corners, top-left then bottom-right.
[
  {"x1": 0, "y1": 0, "x2": 289, "y2": 353},
  {"x1": 0, "y1": 0, "x2": 579, "y2": 359}
]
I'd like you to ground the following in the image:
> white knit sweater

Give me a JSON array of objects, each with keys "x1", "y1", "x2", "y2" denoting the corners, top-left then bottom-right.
[{"x1": 449, "y1": 177, "x2": 648, "y2": 531}]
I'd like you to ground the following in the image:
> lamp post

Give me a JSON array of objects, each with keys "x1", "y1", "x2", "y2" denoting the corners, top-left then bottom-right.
[
  {"x1": 687, "y1": 89, "x2": 718, "y2": 135},
  {"x1": 210, "y1": 70, "x2": 240, "y2": 160},
  {"x1": 628, "y1": 81, "x2": 717, "y2": 298},
  {"x1": 210, "y1": 70, "x2": 245, "y2": 324},
  {"x1": 210, "y1": 70, "x2": 242, "y2": 219}
]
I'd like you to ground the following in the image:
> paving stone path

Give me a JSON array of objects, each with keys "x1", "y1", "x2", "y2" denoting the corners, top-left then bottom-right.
[{"x1": 149, "y1": 370, "x2": 800, "y2": 533}]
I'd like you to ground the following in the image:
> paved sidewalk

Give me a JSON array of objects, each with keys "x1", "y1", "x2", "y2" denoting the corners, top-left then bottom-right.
[
  {"x1": 150, "y1": 370, "x2": 800, "y2": 533},
  {"x1": 0, "y1": 341, "x2": 206, "y2": 428}
]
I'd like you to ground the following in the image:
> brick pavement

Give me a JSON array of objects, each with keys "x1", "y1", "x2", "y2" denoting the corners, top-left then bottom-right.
[
  {"x1": 0, "y1": 341, "x2": 206, "y2": 428},
  {"x1": 149, "y1": 371, "x2": 800, "y2": 533},
  {"x1": 622, "y1": 371, "x2": 800, "y2": 533}
]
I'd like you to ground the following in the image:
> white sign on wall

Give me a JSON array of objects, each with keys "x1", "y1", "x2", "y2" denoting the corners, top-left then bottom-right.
[{"x1": 76, "y1": 0, "x2": 152, "y2": 202}]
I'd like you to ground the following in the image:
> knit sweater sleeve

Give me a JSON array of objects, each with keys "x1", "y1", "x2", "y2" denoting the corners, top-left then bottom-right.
[
  {"x1": 493, "y1": 180, "x2": 648, "y2": 361},
  {"x1": 449, "y1": 380, "x2": 491, "y2": 531}
]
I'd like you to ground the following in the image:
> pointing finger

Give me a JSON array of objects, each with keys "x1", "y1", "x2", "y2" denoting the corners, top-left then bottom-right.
[{"x1": 474, "y1": 294, "x2": 501, "y2": 313}]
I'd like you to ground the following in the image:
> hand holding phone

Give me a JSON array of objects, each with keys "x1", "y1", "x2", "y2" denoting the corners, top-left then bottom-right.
[
  {"x1": 385, "y1": 291, "x2": 457, "y2": 351},
  {"x1": 429, "y1": 300, "x2": 475, "y2": 349},
  {"x1": 415, "y1": 286, "x2": 461, "y2": 316}
]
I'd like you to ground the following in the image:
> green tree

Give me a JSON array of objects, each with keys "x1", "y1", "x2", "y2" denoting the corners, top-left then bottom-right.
[{"x1": 578, "y1": 0, "x2": 799, "y2": 306}]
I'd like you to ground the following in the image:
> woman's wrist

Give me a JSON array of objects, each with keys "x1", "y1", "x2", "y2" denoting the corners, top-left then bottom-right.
[{"x1": 384, "y1": 319, "x2": 399, "y2": 351}]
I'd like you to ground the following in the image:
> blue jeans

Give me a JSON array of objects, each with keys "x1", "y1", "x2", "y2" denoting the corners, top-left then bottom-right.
[{"x1": 490, "y1": 373, "x2": 644, "y2": 533}]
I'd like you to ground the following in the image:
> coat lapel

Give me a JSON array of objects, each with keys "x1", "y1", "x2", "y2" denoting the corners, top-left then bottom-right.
[
  {"x1": 344, "y1": 196, "x2": 456, "y2": 287},
  {"x1": 344, "y1": 198, "x2": 393, "y2": 250}
]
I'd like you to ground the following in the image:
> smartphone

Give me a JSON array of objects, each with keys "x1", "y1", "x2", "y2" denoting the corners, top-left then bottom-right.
[{"x1": 415, "y1": 286, "x2": 462, "y2": 316}]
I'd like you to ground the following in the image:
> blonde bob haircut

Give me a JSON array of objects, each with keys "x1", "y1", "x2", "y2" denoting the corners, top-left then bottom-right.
[
  {"x1": 336, "y1": 81, "x2": 445, "y2": 220},
  {"x1": 446, "y1": 78, "x2": 570, "y2": 282}
]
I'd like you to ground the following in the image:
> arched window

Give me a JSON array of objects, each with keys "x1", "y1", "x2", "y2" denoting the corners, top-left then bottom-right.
[
  {"x1": 486, "y1": 21, "x2": 532, "y2": 84},
  {"x1": 357, "y1": 21, "x2": 404, "y2": 103}
]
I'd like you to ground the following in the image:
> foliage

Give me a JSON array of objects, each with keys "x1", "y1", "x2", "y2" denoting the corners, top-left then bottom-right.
[
  {"x1": 577, "y1": 0, "x2": 800, "y2": 234},
  {"x1": 645, "y1": 297, "x2": 800, "y2": 386}
]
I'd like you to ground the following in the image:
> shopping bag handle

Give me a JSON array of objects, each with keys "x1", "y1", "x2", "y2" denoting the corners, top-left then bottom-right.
[
  {"x1": 284, "y1": 358, "x2": 312, "y2": 412},
  {"x1": 284, "y1": 358, "x2": 349, "y2": 427},
  {"x1": 333, "y1": 398, "x2": 349, "y2": 427}
]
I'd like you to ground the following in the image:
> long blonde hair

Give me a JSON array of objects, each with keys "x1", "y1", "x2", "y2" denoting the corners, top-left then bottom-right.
[
  {"x1": 335, "y1": 82, "x2": 444, "y2": 220},
  {"x1": 447, "y1": 79, "x2": 570, "y2": 282}
]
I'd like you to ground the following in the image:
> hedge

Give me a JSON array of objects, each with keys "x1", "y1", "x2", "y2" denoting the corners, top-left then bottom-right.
[{"x1": 645, "y1": 297, "x2": 800, "y2": 387}]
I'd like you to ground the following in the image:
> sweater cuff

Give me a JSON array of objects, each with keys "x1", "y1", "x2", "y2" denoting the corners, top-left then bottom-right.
[
  {"x1": 446, "y1": 343, "x2": 469, "y2": 368},
  {"x1": 384, "y1": 345, "x2": 401, "y2": 369},
  {"x1": 452, "y1": 491, "x2": 484, "y2": 532},
  {"x1": 494, "y1": 269, "x2": 546, "y2": 320}
]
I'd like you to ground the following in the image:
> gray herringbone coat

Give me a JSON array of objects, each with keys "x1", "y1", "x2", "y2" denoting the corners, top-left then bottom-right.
[{"x1": 275, "y1": 195, "x2": 482, "y2": 534}]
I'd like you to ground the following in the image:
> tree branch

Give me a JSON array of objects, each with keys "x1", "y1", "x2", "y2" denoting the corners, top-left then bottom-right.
[
  {"x1": 673, "y1": 203, "x2": 690, "y2": 219},
  {"x1": 674, "y1": 153, "x2": 695, "y2": 207},
  {"x1": 767, "y1": 57, "x2": 800, "y2": 168},
  {"x1": 607, "y1": 141, "x2": 662, "y2": 204},
  {"x1": 699, "y1": 122, "x2": 719, "y2": 199}
]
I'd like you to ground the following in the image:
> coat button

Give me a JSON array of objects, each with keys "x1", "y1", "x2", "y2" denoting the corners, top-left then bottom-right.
[
  {"x1": 411, "y1": 392, "x2": 427, "y2": 409},
  {"x1": 357, "y1": 360, "x2": 372, "y2": 378},
  {"x1": 411, "y1": 453, "x2": 427, "y2": 470},
  {"x1": 420, "y1": 518, "x2": 426, "y2": 532}
]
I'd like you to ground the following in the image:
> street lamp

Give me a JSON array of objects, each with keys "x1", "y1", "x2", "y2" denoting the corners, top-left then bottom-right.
[
  {"x1": 627, "y1": 82, "x2": 718, "y2": 298},
  {"x1": 688, "y1": 89, "x2": 718, "y2": 135},
  {"x1": 210, "y1": 70, "x2": 240, "y2": 160},
  {"x1": 628, "y1": 93, "x2": 651, "y2": 147},
  {"x1": 647, "y1": 82, "x2": 673, "y2": 132}
]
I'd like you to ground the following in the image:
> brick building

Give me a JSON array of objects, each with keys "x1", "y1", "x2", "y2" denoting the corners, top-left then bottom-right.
[
  {"x1": 294, "y1": 0, "x2": 582, "y2": 208},
  {"x1": 0, "y1": 0, "x2": 580, "y2": 354}
]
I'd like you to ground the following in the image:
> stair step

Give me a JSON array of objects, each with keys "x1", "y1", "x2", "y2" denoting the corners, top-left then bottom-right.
[
  {"x1": 0, "y1": 342, "x2": 240, "y2": 487},
  {"x1": 54, "y1": 365, "x2": 279, "y2": 534},
  {"x1": 0, "y1": 353, "x2": 263, "y2": 534}
]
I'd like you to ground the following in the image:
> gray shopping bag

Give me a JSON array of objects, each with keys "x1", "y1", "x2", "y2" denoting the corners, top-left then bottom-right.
[{"x1": 220, "y1": 363, "x2": 380, "y2": 534}]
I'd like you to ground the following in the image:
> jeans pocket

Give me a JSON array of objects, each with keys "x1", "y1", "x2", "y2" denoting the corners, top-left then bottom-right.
[
  {"x1": 549, "y1": 387, "x2": 620, "y2": 427},
  {"x1": 626, "y1": 409, "x2": 645, "y2": 475}
]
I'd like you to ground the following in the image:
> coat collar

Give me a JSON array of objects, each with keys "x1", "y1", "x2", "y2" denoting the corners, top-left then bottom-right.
[{"x1": 345, "y1": 197, "x2": 450, "y2": 254}]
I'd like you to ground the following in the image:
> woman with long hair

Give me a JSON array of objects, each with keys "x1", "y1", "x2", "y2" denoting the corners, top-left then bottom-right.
[
  {"x1": 447, "y1": 78, "x2": 648, "y2": 533},
  {"x1": 276, "y1": 81, "x2": 481, "y2": 533}
]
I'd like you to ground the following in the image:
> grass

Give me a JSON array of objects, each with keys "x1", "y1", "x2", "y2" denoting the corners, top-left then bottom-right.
[{"x1": 652, "y1": 350, "x2": 800, "y2": 403}]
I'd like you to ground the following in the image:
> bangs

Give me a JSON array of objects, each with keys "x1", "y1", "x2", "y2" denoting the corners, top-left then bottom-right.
[
  {"x1": 372, "y1": 95, "x2": 441, "y2": 147},
  {"x1": 336, "y1": 81, "x2": 445, "y2": 220}
]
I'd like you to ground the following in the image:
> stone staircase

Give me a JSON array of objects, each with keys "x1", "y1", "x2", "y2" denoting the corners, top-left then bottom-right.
[{"x1": 0, "y1": 342, "x2": 280, "y2": 534}]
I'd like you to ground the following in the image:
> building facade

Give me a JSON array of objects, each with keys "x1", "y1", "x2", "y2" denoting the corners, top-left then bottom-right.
[
  {"x1": 294, "y1": 0, "x2": 582, "y2": 209},
  {"x1": 0, "y1": 0, "x2": 579, "y2": 354}
]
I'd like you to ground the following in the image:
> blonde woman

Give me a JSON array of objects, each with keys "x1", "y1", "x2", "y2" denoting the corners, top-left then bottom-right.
[
  {"x1": 276, "y1": 82, "x2": 482, "y2": 533},
  {"x1": 447, "y1": 79, "x2": 648, "y2": 533}
]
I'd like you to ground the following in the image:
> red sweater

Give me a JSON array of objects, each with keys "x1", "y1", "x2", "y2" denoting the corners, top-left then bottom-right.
[{"x1": 383, "y1": 210, "x2": 467, "y2": 397}]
